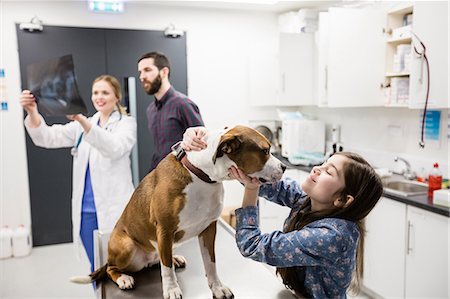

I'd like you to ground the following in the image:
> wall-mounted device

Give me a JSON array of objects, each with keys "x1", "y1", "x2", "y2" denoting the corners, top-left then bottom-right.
[
  {"x1": 164, "y1": 24, "x2": 184, "y2": 38},
  {"x1": 19, "y1": 16, "x2": 43, "y2": 32}
]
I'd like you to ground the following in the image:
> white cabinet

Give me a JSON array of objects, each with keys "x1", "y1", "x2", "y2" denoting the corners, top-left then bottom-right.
[
  {"x1": 364, "y1": 197, "x2": 449, "y2": 298},
  {"x1": 279, "y1": 33, "x2": 315, "y2": 106},
  {"x1": 249, "y1": 33, "x2": 314, "y2": 107},
  {"x1": 317, "y1": 7, "x2": 386, "y2": 107},
  {"x1": 259, "y1": 169, "x2": 309, "y2": 233},
  {"x1": 405, "y1": 205, "x2": 449, "y2": 298},
  {"x1": 364, "y1": 197, "x2": 407, "y2": 298},
  {"x1": 409, "y1": 2, "x2": 449, "y2": 109}
]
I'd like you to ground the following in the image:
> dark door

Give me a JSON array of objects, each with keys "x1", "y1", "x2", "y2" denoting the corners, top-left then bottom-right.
[
  {"x1": 16, "y1": 25, "x2": 187, "y2": 246},
  {"x1": 16, "y1": 25, "x2": 106, "y2": 246},
  {"x1": 104, "y1": 28, "x2": 187, "y2": 179}
]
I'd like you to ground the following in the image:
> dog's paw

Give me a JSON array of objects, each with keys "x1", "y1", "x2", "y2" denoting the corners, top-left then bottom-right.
[
  {"x1": 172, "y1": 255, "x2": 187, "y2": 268},
  {"x1": 116, "y1": 274, "x2": 135, "y2": 290},
  {"x1": 211, "y1": 283, "x2": 234, "y2": 299},
  {"x1": 163, "y1": 286, "x2": 183, "y2": 299}
]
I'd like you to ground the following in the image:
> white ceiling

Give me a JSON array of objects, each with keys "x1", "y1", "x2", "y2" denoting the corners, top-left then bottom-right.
[{"x1": 129, "y1": 1, "x2": 344, "y2": 13}]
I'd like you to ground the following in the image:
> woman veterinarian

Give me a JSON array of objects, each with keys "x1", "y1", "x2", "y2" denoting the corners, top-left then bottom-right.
[{"x1": 20, "y1": 75, "x2": 136, "y2": 273}]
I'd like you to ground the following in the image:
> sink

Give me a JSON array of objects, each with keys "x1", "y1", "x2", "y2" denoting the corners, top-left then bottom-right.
[{"x1": 383, "y1": 180, "x2": 428, "y2": 197}]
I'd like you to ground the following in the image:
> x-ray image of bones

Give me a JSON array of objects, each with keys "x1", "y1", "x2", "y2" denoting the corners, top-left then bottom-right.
[{"x1": 27, "y1": 55, "x2": 87, "y2": 116}]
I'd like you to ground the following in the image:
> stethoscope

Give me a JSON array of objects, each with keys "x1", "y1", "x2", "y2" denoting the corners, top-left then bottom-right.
[{"x1": 70, "y1": 111, "x2": 122, "y2": 157}]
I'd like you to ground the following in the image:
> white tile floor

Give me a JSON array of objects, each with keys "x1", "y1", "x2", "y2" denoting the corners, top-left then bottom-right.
[
  {"x1": 0, "y1": 243, "x2": 372, "y2": 299},
  {"x1": 0, "y1": 243, "x2": 95, "y2": 299}
]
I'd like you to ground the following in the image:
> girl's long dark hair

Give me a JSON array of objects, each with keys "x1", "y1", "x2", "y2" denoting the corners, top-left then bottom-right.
[{"x1": 276, "y1": 152, "x2": 383, "y2": 297}]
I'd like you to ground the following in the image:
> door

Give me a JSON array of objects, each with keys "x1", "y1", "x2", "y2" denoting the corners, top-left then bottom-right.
[
  {"x1": 17, "y1": 25, "x2": 187, "y2": 246},
  {"x1": 363, "y1": 197, "x2": 406, "y2": 298},
  {"x1": 17, "y1": 25, "x2": 106, "y2": 246},
  {"x1": 409, "y1": 2, "x2": 449, "y2": 109},
  {"x1": 405, "y1": 206, "x2": 449, "y2": 298},
  {"x1": 327, "y1": 7, "x2": 386, "y2": 107},
  {"x1": 104, "y1": 28, "x2": 187, "y2": 179}
]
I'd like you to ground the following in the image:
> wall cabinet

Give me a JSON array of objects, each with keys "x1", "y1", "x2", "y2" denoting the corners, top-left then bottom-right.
[
  {"x1": 279, "y1": 33, "x2": 315, "y2": 106},
  {"x1": 249, "y1": 33, "x2": 314, "y2": 107},
  {"x1": 317, "y1": 7, "x2": 386, "y2": 107},
  {"x1": 409, "y1": 2, "x2": 449, "y2": 109},
  {"x1": 364, "y1": 197, "x2": 449, "y2": 298}
]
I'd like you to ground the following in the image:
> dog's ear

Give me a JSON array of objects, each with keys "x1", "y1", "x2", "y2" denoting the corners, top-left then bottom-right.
[{"x1": 212, "y1": 134, "x2": 243, "y2": 164}]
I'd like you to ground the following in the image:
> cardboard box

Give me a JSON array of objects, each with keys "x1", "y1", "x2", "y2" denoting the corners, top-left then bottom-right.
[{"x1": 221, "y1": 206, "x2": 239, "y2": 229}]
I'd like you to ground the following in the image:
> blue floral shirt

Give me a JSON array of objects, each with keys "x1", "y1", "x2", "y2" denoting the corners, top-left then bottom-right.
[{"x1": 235, "y1": 177, "x2": 359, "y2": 299}]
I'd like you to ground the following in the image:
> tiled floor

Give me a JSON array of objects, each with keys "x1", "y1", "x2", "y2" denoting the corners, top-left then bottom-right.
[
  {"x1": 0, "y1": 243, "x2": 95, "y2": 299},
  {"x1": 0, "y1": 243, "x2": 372, "y2": 299}
]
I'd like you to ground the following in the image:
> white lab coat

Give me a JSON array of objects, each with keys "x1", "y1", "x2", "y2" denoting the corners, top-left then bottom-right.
[{"x1": 24, "y1": 111, "x2": 137, "y2": 255}]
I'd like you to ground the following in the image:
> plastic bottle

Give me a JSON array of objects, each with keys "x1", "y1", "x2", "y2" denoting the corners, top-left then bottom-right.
[
  {"x1": 12, "y1": 224, "x2": 32, "y2": 257},
  {"x1": 428, "y1": 163, "x2": 443, "y2": 200},
  {"x1": 0, "y1": 225, "x2": 14, "y2": 259}
]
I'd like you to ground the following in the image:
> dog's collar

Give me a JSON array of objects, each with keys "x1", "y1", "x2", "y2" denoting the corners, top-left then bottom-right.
[{"x1": 172, "y1": 142, "x2": 217, "y2": 184}]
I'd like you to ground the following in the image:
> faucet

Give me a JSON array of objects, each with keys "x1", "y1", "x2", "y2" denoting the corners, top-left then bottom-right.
[{"x1": 394, "y1": 156, "x2": 416, "y2": 180}]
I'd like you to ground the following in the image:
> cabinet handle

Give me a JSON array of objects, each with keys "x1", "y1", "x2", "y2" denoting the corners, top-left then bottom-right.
[
  {"x1": 325, "y1": 66, "x2": 328, "y2": 90},
  {"x1": 281, "y1": 73, "x2": 286, "y2": 93},
  {"x1": 406, "y1": 221, "x2": 413, "y2": 254}
]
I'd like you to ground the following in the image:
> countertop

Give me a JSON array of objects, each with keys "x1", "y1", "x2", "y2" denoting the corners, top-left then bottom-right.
[
  {"x1": 94, "y1": 220, "x2": 296, "y2": 299},
  {"x1": 274, "y1": 154, "x2": 449, "y2": 218}
]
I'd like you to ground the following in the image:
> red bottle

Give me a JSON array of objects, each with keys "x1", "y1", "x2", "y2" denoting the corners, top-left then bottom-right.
[{"x1": 428, "y1": 163, "x2": 442, "y2": 200}]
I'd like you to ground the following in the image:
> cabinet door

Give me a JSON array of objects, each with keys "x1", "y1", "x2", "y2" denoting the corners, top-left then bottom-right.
[
  {"x1": 409, "y1": 2, "x2": 449, "y2": 109},
  {"x1": 405, "y1": 206, "x2": 449, "y2": 298},
  {"x1": 327, "y1": 7, "x2": 386, "y2": 107},
  {"x1": 279, "y1": 33, "x2": 314, "y2": 106},
  {"x1": 317, "y1": 12, "x2": 330, "y2": 107},
  {"x1": 363, "y1": 197, "x2": 406, "y2": 298}
]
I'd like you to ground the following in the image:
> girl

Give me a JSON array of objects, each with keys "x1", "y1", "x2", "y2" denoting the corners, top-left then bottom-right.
[
  {"x1": 182, "y1": 127, "x2": 383, "y2": 299},
  {"x1": 21, "y1": 75, "x2": 136, "y2": 273}
]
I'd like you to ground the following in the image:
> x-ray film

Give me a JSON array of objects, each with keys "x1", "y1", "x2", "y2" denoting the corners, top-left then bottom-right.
[{"x1": 27, "y1": 55, "x2": 87, "y2": 116}]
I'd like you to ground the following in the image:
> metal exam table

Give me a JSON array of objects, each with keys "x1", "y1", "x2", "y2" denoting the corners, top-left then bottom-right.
[{"x1": 93, "y1": 219, "x2": 296, "y2": 299}]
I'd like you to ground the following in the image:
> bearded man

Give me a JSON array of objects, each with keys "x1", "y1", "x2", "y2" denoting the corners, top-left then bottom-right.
[{"x1": 137, "y1": 52, "x2": 204, "y2": 172}]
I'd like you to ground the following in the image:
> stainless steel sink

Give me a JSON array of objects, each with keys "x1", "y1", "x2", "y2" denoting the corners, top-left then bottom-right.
[{"x1": 383, "y1": 180, "x2": 428, "y2": 197}]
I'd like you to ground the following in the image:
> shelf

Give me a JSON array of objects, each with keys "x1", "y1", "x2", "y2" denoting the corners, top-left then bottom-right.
[
  {"x1": 388, "y1": 5, "x2": 413, "y2": 16},
  {"x1": 387, "y1": 36, "x2": 412, "y2": 45},
  {"x1": 385, "y1": 72, "x2": 410, "y2": 77},
  {"x1": 384, "y1": 103, "x2": 409, "y2": 108}
]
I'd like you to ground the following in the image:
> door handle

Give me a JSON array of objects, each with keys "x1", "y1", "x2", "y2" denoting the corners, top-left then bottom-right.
[
  {"x1": 125, "y1": 76, "x2": 139, "y2": 187},
  {"x1": 406, "y1": 220, "x2": 413, "y2": 254}
]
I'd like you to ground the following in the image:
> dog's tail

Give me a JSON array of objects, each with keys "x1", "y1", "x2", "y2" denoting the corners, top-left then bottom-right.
[{"x1": 70, "y1": 263, "x2": 108, "y2": 284}]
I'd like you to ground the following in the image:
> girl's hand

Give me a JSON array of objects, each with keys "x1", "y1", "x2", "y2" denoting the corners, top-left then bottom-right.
[
  {"x1": 181, "y1": 126, "x2": 208, "y2": 151},
  {"x1": 19, "y1": 90, "x2": 38, "y2": 115},
  {"x1": 228, "y1": 166, "x2": 261, "y2": 190}
]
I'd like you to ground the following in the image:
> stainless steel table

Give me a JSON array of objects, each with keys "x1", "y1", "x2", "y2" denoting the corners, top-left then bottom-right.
[{"x1": 94, "y1": 219, "x2": 296, "y2": 299}]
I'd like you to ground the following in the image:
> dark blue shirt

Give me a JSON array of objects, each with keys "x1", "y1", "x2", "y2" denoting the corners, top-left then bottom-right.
[
  {"x1": 235, "y1": 177, "x2": 360, "y2": 299},
  {"x1": 147, "y1": 86, "x2": 204, "y2": 171}
]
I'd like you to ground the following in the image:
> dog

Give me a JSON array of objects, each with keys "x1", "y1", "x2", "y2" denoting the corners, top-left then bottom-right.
[{"x1": 71, "y1": 125, "x2": 286, "y2": 299}]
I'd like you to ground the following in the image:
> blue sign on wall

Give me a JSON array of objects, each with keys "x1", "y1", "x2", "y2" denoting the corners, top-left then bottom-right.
[{"x1": 424, "y1": 110, "x2": 441, "y2": 141}]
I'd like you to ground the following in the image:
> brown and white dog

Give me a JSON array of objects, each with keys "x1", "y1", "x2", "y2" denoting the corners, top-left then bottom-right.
[{"x1": 71, "y1": 125, "x2": 285, "y2": 299}]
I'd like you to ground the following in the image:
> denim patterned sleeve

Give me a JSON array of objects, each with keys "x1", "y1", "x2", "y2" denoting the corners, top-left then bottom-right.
[
  {"x1": 258, "y1": 177, "x2": 307, "y2": 209},
  {"x1": 235, "y1": 207, "x2": 358, "y2": 269}
]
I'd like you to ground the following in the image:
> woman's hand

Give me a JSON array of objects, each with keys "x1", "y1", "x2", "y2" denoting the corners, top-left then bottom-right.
[
  {"x1": 20, "y1": 90, "x2": 42, "y2": 128},
  {"x1": 66, "y1": 114, "x2": 85, "y2": 122},
  {"x1": 181, "y1": 126, "x2": 208, "y2": 151},
  {"x1": 19, "y1": 90, "x2": 38, "y2": 115},
  {"x1": 228, "y1": 166, "x2": 261, "y2": 190},
  {"x1": 66, "y1": 114, "x2": 92, "y2": 133}
]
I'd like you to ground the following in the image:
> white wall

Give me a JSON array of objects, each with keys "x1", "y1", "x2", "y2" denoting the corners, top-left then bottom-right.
[
  {"x1": 0, "y1": 1, "x2": 279, "y2": 227},
  {"x1": 1, "y1": 1, "x2": 448, "y2": 230}
]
